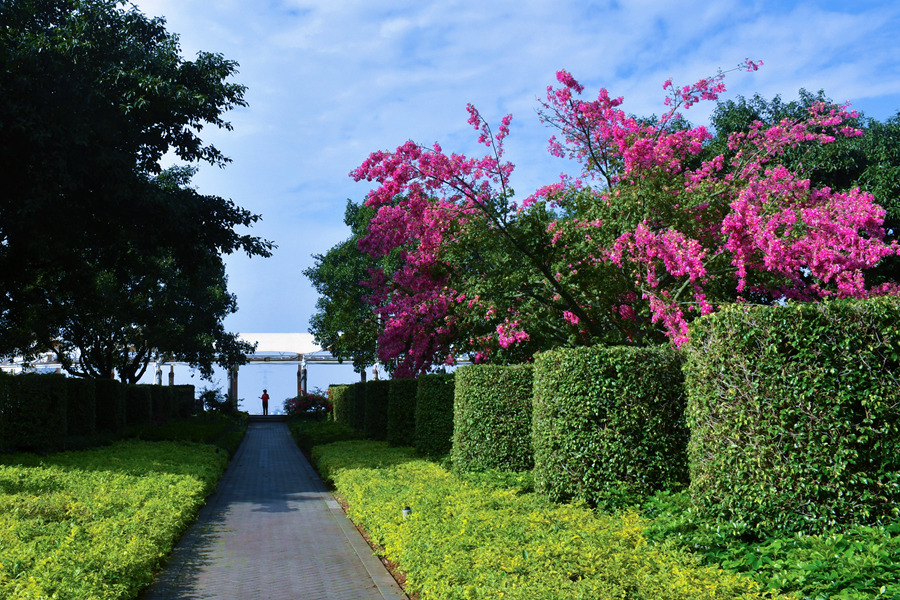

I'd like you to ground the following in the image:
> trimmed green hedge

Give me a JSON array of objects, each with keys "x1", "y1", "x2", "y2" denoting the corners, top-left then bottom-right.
[
  {"x1": 415, "y1": 373, "x2": 455, "y2": 458},
  {"x1": 363, "y1": 380, "x2": 390, "y2": 441},
  {"x1": 150, "y1": 385, "x2": 175, "y2": 419},
  {"x1": 0, "y1": 372, "x2": 68, "y2": 452},
  {"x1": 125, "y1": 385, "x2": 153, "y2": 427},
  {"x1": 685, "y1": 297, "x2": 900, "y2": 536},
  {"x1": 350, "y1": 381, "x2": 366, "y2": 433},
  {"x1": 94, "y1": 379, "x2": 126, "y2": 434},
  {"x1": 387, "y1": 378, "x2": 418, "y2": 447},
  {"x1": 533, "y1": 345, "x2": 688, "y2": 507},
  {"x1": 452, "y1": 364, "x2": 534, "y2": 473},
  {"x1": 171, "y1": 384, "x2": 196, "y2": 418},
  {"x1": 65, "y1": 377, "x2": 96, "y2": 437},
  {"x1": 330, "y1": 384, "x2": 352, "y2": 426}
]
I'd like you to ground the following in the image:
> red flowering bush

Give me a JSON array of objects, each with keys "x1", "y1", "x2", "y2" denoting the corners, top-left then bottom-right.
[{"x1": 283, "y1": 391, "x2": 332, "y2": 420}]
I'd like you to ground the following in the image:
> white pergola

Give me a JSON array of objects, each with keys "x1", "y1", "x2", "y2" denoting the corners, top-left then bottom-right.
[{"x1": 228, "y1": 333, "x2": 345, "y2": 403}]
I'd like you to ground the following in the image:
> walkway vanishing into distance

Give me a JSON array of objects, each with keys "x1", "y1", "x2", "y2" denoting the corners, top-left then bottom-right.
[{"x1": 141, "y1": 419, "x2": 407, "y2": 600}]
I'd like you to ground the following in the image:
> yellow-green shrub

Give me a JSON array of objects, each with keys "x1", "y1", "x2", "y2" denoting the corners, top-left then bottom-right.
[
  {"x1": 0, "y1": 440, "x2": 227, "y2": 600},
  {"x1": 314, "y1": 441, "x2": 785, "y2": 600}
]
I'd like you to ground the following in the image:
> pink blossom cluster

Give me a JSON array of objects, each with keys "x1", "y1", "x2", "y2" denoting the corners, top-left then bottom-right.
[{"x1": 350, "y1": 58, "x2": 898, "y2": 373}]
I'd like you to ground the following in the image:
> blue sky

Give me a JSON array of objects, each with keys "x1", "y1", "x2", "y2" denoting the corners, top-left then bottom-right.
[{"x1": 128, "y1": 0, "x2": 900, "y2": 404}]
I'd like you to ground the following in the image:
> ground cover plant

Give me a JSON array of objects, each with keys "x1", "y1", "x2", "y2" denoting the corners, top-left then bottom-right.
[
  {"x1": 312, "y1": 440, "x2": 783, "y2": 600},
  {"x1": 640, "y1": 490, "x2": 900, "y2": 600},
  {"x1": 0, "y1": 440, "x2": 228, "y2": 600}
]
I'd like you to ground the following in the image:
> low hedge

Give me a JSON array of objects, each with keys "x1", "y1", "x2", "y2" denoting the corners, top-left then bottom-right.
[
  {"x1": 452, "y1": 364, "x2": 534, "y2": 473},
  {"x1": 363, "y1": 380, "x2": 390, "y2": 441},
  {"x1": 350, "y1": 381, "x2": 366, "y2": 433},
  {"x1": 289, "y1": 420, "x2": 362, "y2": 454},
  {"x1": 0, "y1": 372, "x2": 68, "y2": 452},
  {"x1": 685, "y1": 297, "x2": 900, "y2": 536},
  {"x1": 414, "y1": 373, "x2": 455, "y2": 458},
  {"x1": 533, "y1": 345, "x2": 688, "y2": 507},
  {"x1": 386, "y1": 378, "x2": 417, "y2": 447},
  {"x1": 312, "y1": 441, "x2": 782, "y2": 600}
]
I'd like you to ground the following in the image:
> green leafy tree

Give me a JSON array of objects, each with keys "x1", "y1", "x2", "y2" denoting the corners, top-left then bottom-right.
[{"x1": 305, "y1": 201, "x2": 382, "y2": 373}]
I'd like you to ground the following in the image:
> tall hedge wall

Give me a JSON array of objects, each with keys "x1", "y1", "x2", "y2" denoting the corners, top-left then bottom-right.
[
  {"x1": 685, "y1": 297, "x2": 900, "y2": 536},
  {"x1": 363, "y1": 380, "x2": 390, "y2": 441},
  {"x1": 65, "y1": 377, "x2": 96, "y2": 437},
  {"x1": 330, "y1": 385, "x2": 352, "y2": 426},
  {"x1": 150, "y1": 385, "x2": 175, "y2": 419},
  {"x1": 452, "y1": 364, "x2": 534, "y2": 473},
  {"x1": 387, "y1": 378, "x2": 418, "y2": 447},
  {"x1": 348, "y1": 381, "x2": 366, "y2": 433},
  {"x1": 171, "y1": 385, "x2": 196, "y2": 418},
  {"x1": 125, "y1": 385, "x2": 153, "y2": 426},
  {"x1": 94, "y1": 378, "x2": 126, "y2": 433},
  {"x1": 0, "y1": 372, "x2": 68, "y2": 452},
  {"x1": 415, "y1": 373, "x2": 455, "y2": 458},
  {"x1": 533, "y1": 345, "x2": 688, "y2": 507}
]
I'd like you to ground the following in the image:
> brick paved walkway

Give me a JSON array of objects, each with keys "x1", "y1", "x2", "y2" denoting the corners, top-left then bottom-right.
[{"x1": 141, "y1": 421, "x2": 408, "y2": 600}]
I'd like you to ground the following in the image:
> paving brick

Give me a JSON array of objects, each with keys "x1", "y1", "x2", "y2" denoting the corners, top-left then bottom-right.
[{"x1": 140, "y1": 422, "x2": 408, "y2": 600}]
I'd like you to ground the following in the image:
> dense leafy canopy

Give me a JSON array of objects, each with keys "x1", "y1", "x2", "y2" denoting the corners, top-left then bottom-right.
[
  {"x1": 305, "y1": 63, "x2": 900, "y2": 376},
  {"x1": 0, "y1": 0, "x2": 272, "y2": 379}
]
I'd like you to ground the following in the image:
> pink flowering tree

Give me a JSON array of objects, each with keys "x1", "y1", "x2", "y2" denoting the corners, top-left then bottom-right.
[{"x1": 351, "y1": 60, "x2": 898, "y2": 374}]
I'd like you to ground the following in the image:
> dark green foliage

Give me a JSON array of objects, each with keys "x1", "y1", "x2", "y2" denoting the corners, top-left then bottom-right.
[
  {"x1": 0, "y1": 373, "x2": 68, "y2": 452},
  {"x1": 533, "y1": 345, "x2": 688, "y2": 508},
  {"x1": 94, "y1": 379, "x2": 125, "y2": 433},
  {"x1": 685, "y1": 297, "x2": 900, "y2": 536},
  {"x1": 150, "y1": 385, "x2": 175, "y2": 419},
  {"x1": 387, "y1": 378, "x2": 418, "y2": 447},
  {"x1": 363, "y1": 380, "x2": 390, "y2": 441},
  {"x1": 65, "y1": 377, "x2": 96, "y2": 437},
  {"x1": 452, "y1": 364, "x2": 534, "y2": 473},
  {"x1": 330, "y1": 385, "x2": 352, "y2": 426},
  {"x1": 171, "y1": 385, "x2": 196, "y2": 418},
  {"x1": 350, "y1": 381, "x2": 367, "y2": 433},
  {"x1": 415, "y1": 373, "x2": 455, "y2": 458},
  {"x1": 125, "y1": 385, "x2": 153, "y2": 427}
]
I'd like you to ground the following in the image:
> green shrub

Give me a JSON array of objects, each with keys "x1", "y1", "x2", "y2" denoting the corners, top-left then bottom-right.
[
  {"x1": 125, "y1": 385, "x2": 153, "y2": 427},
  {"x1": 65, "y1": 377, "x2": 96, "y2": 438},
  {"x1": 685, "y1": 297, "x2": 900, "y2": 536},
  {"x1": 452, "y1": 364, "x2": 534, "y2": 473},
  {"x1": 533, "y1": 345, "x2": 688, "y2": 508},
  {"x1": 415, "y1": 373, "x2": 455, "y2": 459},
  {"x1": 94, "y1": 379, "x2": 126, "y2": 434},
  {"x1": 0, "y1": 440, "x2": 227, "y2": 600},
  {"x1": 290, "y1": 420, "x2": 362, "y2": 454},
  {"x1": 0, "y1": 372, "x2": 68, "y2": 452},
  {"x1": 363, "y1": 380, "x2": 390, "y2": 441},
  {"x1": 330, "y1": 384, "x2": 352, "y2": 426},
  {"x1": 313, "y1": 440, "x2": 782, "y2": 600},
  {"x1": 387, "y1": 378, "x2": 418, "y2": 447}
]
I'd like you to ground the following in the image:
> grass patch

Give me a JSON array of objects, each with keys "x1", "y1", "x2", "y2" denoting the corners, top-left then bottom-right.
[
  {"x1": 289, "y1": 419, "x2": 363, "y2": 455},
  {"x1": 0, "y1": 440, "x2": 228, "y2": 600}
]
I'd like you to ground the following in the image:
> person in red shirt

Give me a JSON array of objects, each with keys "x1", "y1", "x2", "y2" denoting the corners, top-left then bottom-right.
[{"x1": 260, "y1": 389, "x2": 270, "y2": 415}]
